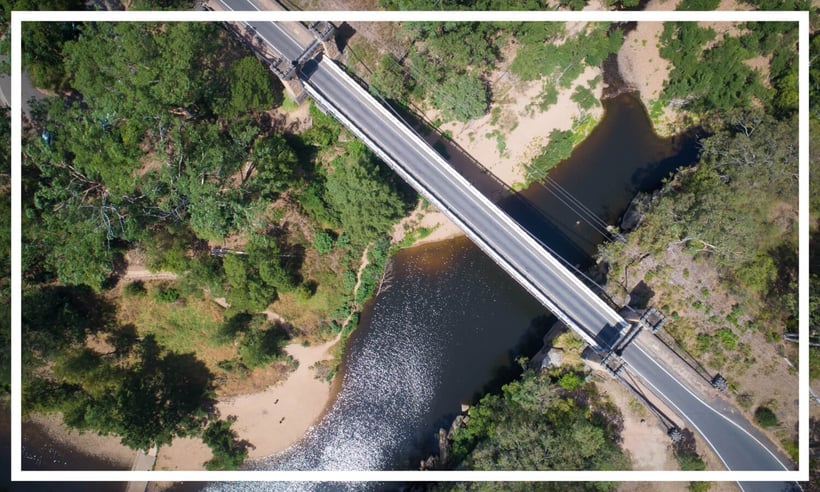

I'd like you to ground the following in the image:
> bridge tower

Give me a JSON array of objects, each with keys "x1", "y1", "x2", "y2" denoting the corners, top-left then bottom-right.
[{"x1": 308, "y1": 21, "x2": 340, "y2": 60}]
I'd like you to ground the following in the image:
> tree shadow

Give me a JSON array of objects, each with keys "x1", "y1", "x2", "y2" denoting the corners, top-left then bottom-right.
[
  {"x1": 470, "y1": 315, "x2": 556, "y2": 405},
  {"x1": 269, "y1": 223, "x2": 306, "y2": 287},
  {"x1": 628, "y1": 280, "x2": 655, "y2": 310},
  {"x1": 333, "y1": 22, "x2": 357, "y2": 53},
  {"x1": 22, "y1": 285, "x2": 118, "y2": 356}
]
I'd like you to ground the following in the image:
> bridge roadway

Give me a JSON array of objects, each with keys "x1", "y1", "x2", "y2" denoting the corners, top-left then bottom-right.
[
  {"x1": 214, "y1": 4, "x2": 795, "y2": 486},
  {"x1": 217, "y1": 0, "x2": 629, "y2": 352}
]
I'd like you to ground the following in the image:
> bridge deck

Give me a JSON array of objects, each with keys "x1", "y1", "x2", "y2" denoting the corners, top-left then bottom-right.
[
  {"x1": 300, "y1": 56, "x2": 628, "y2": 349},
  {"x1": 212, "y1": 6, "x2": 795, "y2": 480}
]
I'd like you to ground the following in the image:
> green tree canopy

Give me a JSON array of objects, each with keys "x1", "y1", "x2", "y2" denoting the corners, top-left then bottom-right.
[
  {"x1": 324, "y1": 141, "x2": 405, "y2": 245},
  {"x1": 450, "y1": 366, "x2": 627, "y2": 480},
  {"x1": 219, "y1": 56, "x2": 277, "y2": 118},
  {"x1": 430, "y1": 72, "x2": 488, "y2": 122}
]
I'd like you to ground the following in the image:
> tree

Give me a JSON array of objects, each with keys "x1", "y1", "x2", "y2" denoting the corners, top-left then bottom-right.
[
  {"x1": 63, "y1": 22, "x2": 222, "y2": 129},
  {"x1": 223, "y1": 253, "x2": 275, "y2": 313},
  {"x1": 202, "y1": 417, "x2": 248, "y2": 470},
  {"x1": 237, "y1": 321, "x2": 288, "y2": 369},
  {"x1": 22, "y1": 286, "x2": 218, "y2": 452},
  {"x1": 449, "y1": 366, "x2": 627, "y2": 479},
  {"x1": 324, "y1": 141, "x2": 405, "y2": 245},
  {"x1": 313, "y1": 231, "x2": 334, "y2": 255},
  {"x1": 10, "y1": 0, "x2": 85, "y2": 90},
  {"x1": 371, "y1": 54, "x2": 410, "y2": 101},
  {"x1": 754, "y1": 406, "x2": 779, "y2": 428},
  {"x1": 220, "y1": 56, "x2": 277, "y2": 118},
  {"x1": 249, "y1": 134, "x2": 299, "y2": 195},
  {"x1": 430, "y1": 72, "x2": 488, "y2": 122}
]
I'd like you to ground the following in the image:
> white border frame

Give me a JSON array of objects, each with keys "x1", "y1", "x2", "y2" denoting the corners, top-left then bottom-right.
[{"x1": 10, "y1": 7, "x2": 809, "y2": 485}]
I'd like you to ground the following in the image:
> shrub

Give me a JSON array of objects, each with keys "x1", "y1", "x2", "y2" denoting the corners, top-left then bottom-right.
[
  {"x1": 754, "y1": 406, "x2": 778, "y2": 428},
  {"x1": 154, "y1": 286, "x2": 180, "y2": 303},
  {"x1": 342, "y1": 270, "x2": 357, "y2": 293},
  {"x1": 313, "y1": 231, "x2": 334, "y2": 255},
  {"x1": 557, "y1": 372, "x2": 583, "y2": 391},
  {"x1": 430, "y1": 72, "x2": 489, "y2": 122},
  {"x1": 715, "y1": 327, "x2": 738, "y2": 351},
  {"x1": 238, "y1": 325, "x2": 288, "y2": 369},
  {"x1": 202, "y1": 417, "x2": 248, "y2": 470},
  {"x1": 123, "y1": 281, "x2": 147, "y2": 297},
  {"x1": 295, "y1": 281, "x2": 316, "y2": 300}
]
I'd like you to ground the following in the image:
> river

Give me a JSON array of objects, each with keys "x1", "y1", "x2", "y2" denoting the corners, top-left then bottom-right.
[
  {"x1": 211, "y1": 91, "x2": 700, "y2": 490},
  {"x1": 15, "y1": 90, "x2": 699, "y2": 490}
]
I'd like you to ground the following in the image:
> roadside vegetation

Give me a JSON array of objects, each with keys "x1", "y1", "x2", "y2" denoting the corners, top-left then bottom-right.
[
  {"x1": 356, "y1": 5, "x2": 623, "y2": 185},
  {"x1": 18, "y1": 18, "x2": 411, "y2": 468},
  {"x1": 598, "y1": 12, "x2": 802, "y2": 466}
]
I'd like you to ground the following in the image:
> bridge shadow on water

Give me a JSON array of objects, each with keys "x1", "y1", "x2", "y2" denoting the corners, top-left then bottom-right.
[{"x1": 384, "y1": 99, "x2": 595, "y2": 269}]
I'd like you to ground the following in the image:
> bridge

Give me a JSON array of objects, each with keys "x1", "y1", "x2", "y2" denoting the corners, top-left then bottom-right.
[
  {"x1": 213, "y1": 0, "x2": 631, "y2": 355},
  {"x1": 211, "y1": 1, "x2": 793, "y2": 487}
]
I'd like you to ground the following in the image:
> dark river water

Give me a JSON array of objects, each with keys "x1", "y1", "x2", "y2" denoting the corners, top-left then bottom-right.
[{"x1": 13, "y1": 92, "x2": 700, "y2": 490}]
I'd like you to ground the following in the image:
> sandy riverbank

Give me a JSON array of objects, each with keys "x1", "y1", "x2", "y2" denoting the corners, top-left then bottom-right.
[
  {"x1": 23, "y1": 413, "x2": 135, "y2": 469},
  {"x1": 152, "y1": 336, "x2": 341, "y2": 471},
  {"x1": 26, "y1": 335, "x2": 341, "y2": 477}
]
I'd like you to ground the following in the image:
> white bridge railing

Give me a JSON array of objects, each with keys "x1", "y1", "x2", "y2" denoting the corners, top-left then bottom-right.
[{"x1": 303, "y1": 58, "x2": 630, "y2": 350}]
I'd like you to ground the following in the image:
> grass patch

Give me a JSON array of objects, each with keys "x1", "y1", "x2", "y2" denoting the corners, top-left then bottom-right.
[
  {"x1": 118, "y1": 288, "x2": 226, "y2": 369},
  {"x1": 393, "y1": 226, "x2": 437, "y2": 251},
  {"x1": 280, "y1": 93, "x2": 300, "y2": 113}
]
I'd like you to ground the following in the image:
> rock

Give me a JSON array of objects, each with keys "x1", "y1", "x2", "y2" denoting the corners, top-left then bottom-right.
[
  {"x1": 460, "y1": 403, "x2": 470, "y2": 413},
  {"x1": 447, "y1": 415, "x2": 465, "y2": 440},
  {"x1": 546, "y1": 347, "x2": 564, "y2": 367},
  {"x1": 438, "y1": 428, "x2": 448, "y2": 465},
  {"x1": 420, "y1": 455, "x2": 438, "y2": 471}
]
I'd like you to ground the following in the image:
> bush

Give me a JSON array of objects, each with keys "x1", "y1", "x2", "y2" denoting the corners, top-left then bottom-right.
[
  {"x1": 154, "y1": 286, "x2": 180, "y2": 303},
  {"x1": 557, "y1": 372, "x2": 583, "y2": 391},
  {"x1": 123, "y1": 281, "x2": 147, "y2": 297},
  {"x1": 342, "y1": 270, "x2": 357, "y2": 293},
  {"x1": 677, "y1": 0, "x2": 720, "y2": 9},
  {"x1": 430, "y1": 72, "x2": 489, "y2": 123},
  {"x1": 295, "y1": 281, "x2": 316, "y2": 300},
  {"x1": 202, "y1": 417, "x2": 248, "y2": 470},
  {"x1": 715, "y1": 327, "x2": 738, "y2": 351},
  {"x1": 313, "y1": 231, "x2": 334, "y2": 255},
  {"x1": 237, "y1": 325, "x2": 288, "y2": 369},
  {"x1": 754, "y1": 406, "x2": 778, "y2": 428}
]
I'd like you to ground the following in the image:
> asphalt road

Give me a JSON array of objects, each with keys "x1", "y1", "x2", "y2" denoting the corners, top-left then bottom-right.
[
  {"x1": 215, "y1": 0, "x2": 306, "y2": 61},
  {"x1": 219, "y1": 6, "x2": 796, "y2": 483},
  {"x1": 622, "y1": 340, "x2": 792, "y2": 490},
  {"x1": 301, "y1": 55, "x2": 627, "y2": 350}
]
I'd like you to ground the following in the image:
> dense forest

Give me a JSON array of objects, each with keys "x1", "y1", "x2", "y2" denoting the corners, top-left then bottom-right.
[{"x1": 16, "y1": 15, "x2": 412, "y2": 467}]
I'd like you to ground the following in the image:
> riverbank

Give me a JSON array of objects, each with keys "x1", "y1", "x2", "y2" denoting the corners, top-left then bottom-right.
[
  {"x1": 153, "y1": 335, "x2": 341, "y2": 472},
  {"x1": 393, "y1": 47, "x2": 608, "y2": 247},
  {"x1": 25, "y1": 336, "x2": 340, "y2": 479}
]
